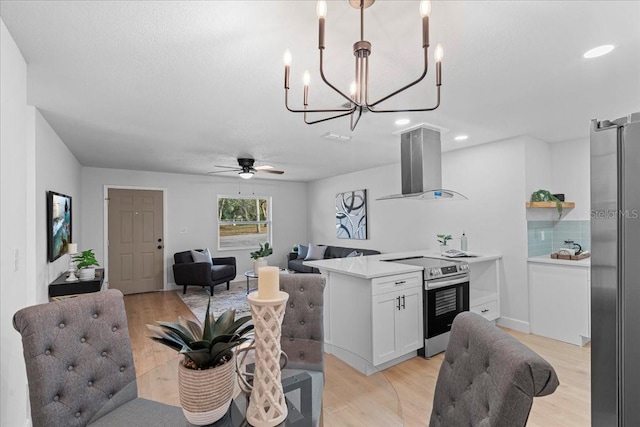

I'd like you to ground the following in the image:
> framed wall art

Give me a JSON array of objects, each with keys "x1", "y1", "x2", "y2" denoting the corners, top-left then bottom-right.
[
  {"x1": 335, "y1": 189, "x2": 367, "y2": 240},
  {"x1": 47, "y1": 191, "x2": 72, "y2": 262}
]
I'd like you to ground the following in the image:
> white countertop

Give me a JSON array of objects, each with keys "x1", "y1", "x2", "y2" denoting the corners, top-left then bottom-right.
[
  {"x1": 304, "y1": 249, "x2": 502, "y2": 279},
  {"x1": 527, "y1": 254, "x2": 591, "y2": 267}
]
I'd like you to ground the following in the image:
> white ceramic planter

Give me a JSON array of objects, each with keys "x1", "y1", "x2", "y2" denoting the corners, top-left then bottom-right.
[
  {"x1": 253, "y1": 258, "x2": 268, "y2": 274},
  {"x1": 78, "y1": 268, "x2": 96, "y2": 281}
]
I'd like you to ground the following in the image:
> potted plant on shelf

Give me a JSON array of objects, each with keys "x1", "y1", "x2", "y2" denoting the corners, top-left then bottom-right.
[
  {"x1": 250, "y1": 242, "x2": 273, "y2": 274},
  {"x1": 530, "y1": 189, "x2": 564, "y2": 218},
  {"x1": 72, "y1": 249, "x2": 100, "y2": 281},
  {"x1": 147, "y1": 301, "x2": 253, "y2": 425}
]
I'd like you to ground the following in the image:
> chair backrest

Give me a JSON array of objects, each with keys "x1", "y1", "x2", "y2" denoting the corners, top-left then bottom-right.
[
  {"x1": 279, "y1": 274, "x2": 325, "y2": 372},
  {"x1": 430, "y1": 312, "x2": 559, "y2": 427},
  {"x1": 13, "y1": 290, "x2": 138, "y2": 427},
  {"x1": 174, "y1": 250, "x2": 196, "y2": 264}
]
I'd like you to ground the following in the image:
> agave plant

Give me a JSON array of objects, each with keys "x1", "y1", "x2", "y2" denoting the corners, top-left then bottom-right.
[{"x1": 147, "y1": 299, "x2": 253, "y2": 370}]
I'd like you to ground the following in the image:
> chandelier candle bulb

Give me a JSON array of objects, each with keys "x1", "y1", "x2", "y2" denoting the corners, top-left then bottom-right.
[
  {"x1": 317, "y1": 1, "x2": 326, "y2": 49},
  {"x1": 435, "y1": 44, "x2": 443, "y2": 86},
  {"x1": 303, "y1": 71, "x2": 310, "y2": 105},
  {"x1": 257, "y1": 266, "x2": 280, "y2": 300},
  {"x1": 283, "y1": 49, "x2": 291, "y2": 89},
  {"x1": 421, "y1": 1, "x2": 430, "y2": 48}
]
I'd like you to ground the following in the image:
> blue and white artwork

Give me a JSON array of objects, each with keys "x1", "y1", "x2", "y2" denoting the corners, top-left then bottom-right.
[
  {"x1": 48, "y1": 191, "x2": 72, "y2": 262},
  {"x1": 336, "y1": 189, "x2": 367, "y2": 240}
]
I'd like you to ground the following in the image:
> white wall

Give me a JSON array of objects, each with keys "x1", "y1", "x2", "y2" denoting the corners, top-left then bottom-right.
[
  {"x1": 80, "y1": 167, "x2": 308, "y2": 288},
  {"x1": 34, "y1": 109, "x2": 82, "y2": 303},
  {"x1": 550, "y1": 138, "x2": 591, "y2": 219},
  {"x1": 1, "y1": 18, "x2": 32, "y2": 427},
  {"x1": 307, "y1": 136, "x2": 534, "y2": 331}
]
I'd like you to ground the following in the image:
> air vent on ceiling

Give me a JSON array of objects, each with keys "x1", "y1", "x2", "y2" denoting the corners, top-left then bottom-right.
[{"x1": 321, "y1": 132, "x2": 351, "y2": 142}]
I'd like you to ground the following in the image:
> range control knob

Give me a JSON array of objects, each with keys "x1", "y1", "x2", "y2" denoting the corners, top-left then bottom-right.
[{"x1": 429, "y1": 268, "x2": 440, "y2": 277}]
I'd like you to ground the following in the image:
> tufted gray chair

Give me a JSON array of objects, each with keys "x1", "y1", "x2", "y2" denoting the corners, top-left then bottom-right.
[
  {"x1": 278, "y1": 273, "x2": 325, "y2": 426},
  {"x1": 13, "y1": 289, "x2": 190, "y2": 427},
  {"x1": 429, "y1": 312, "x2": 559, "y2": 427}
]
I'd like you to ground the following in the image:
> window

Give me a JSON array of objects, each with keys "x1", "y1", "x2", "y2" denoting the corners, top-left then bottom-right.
[{"x1": 217, "y1": 196, "x2": 271, "y2": 250}]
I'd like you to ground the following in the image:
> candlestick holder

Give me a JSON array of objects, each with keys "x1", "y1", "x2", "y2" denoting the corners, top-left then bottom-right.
[{"x1": 245, "y1": 291, "x2": 289, "y2": 427}]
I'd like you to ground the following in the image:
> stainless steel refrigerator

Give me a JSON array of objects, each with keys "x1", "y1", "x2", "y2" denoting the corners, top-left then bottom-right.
[{"x1": 591, "y1": 112, "x2": 640, "y2": 426}]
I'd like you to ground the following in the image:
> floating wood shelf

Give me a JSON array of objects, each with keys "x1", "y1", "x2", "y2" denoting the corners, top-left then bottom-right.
[{"x1": 525, "y1": 201, "x2": 575, "y2": 208}]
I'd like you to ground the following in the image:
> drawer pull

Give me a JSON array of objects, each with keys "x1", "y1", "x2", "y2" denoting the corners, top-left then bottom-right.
[
  {"x1": 395, "y1": 280, "x2": 406, "y2": 285},
  {"x1": 481, "y1": 309, "x2": 490, "y2": 313}
]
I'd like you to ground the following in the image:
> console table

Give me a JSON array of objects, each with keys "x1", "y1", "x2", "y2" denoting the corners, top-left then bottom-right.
[{"x1": 48, "y1": 268, "x2": 105, "y2": 300}]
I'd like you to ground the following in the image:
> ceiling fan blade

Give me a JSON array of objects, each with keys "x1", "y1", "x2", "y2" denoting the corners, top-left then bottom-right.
[
  {"x1": 212, "y1": 165, "x2": 242, "y2": 170},
  {"x1": 207, "y1": 170, "x2": 237, "y2": 175},
  {"x1": 256, "y1": 169, "x2": 285, "y2": 175},
  {"x1": 254, "y1": 165, "x2": 273, "y2": 170}
]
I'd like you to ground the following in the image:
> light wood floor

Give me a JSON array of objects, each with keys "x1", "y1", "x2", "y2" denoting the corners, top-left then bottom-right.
[{"x1": 124, "y1": 290, "x2": 590, "y2": 426}]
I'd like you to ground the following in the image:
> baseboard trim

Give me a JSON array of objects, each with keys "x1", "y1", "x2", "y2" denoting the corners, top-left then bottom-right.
[{"x1": 496, "y1": 316, "x2": 530, "y2": 333}]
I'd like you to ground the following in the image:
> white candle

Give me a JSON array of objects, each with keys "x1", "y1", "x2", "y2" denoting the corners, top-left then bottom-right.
[
  {"x1": 68, "y1": 243, "x2": 78, "y2": 254},
  {"x1": 257, "y1": 266, "x2": 280, "y2": 300}
]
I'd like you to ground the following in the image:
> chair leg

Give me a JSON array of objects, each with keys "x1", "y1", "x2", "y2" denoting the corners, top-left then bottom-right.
[
  {"x1": 183, "y1": 286, "x2": 187, "y2": 294},
  {"x1": 226, "y1": 281, "x2": 230, "y2": 290},
  {"x1": 210, "y1": 285, "x2": 214, "y2": 295}
]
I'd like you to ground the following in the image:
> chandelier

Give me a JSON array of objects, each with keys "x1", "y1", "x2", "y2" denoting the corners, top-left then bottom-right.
[{"x1": 283, "y1": 0, "x2": 443, "y2": 131}]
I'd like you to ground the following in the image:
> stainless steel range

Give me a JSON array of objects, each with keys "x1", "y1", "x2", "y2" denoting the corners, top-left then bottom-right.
[{"x1": 384, "y1": 256, "x2": 470, "y2": 357}]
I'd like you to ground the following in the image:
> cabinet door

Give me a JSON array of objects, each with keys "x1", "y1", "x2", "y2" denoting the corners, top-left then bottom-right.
[
  {"x1": 372, "y1": 292, "x2": 400, "y2": 365},
  {"x1": 529, "y1": 263, "x2": 589, "y2": 345},
  {"x1": 397, "y1": 287, "x2": 423, "y2": 354}
]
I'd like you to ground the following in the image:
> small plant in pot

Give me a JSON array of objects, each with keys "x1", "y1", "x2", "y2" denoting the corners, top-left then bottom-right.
[
  {"x1": 147, "y1": 300, "x2": 253, "y2": 425},
  {"x1": 72, "y1": 249, "x2": 99, "y2": 280},
  {"x1": 437, "y1": 234, "x2": 452, "y2": 246},
  {"x1": 250, "y1": 242, "x2": 273, "y2": 274}
]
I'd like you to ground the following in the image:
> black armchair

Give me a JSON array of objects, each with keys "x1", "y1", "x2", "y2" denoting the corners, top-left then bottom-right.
[{"x1": 173, "y1": 250, "x2": 236, "y2": 295}]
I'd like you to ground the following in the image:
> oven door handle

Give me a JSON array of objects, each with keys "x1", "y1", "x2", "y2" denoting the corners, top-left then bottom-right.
[{"x1": 426, "y1": 275, "x2": 469, "y2": 290}]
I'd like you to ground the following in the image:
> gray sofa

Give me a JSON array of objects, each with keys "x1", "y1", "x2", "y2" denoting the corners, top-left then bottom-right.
[{"x1": 287, "y1": 245, "x2": 381, "y2": 273}]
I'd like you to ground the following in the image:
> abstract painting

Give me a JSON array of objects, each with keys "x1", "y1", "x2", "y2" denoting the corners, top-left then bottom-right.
[{"x1": 336, "y1": 189, "x2": 367, "y2": 239}]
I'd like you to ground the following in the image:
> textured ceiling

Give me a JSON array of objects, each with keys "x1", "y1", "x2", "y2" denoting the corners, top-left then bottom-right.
[{"x1": 1, "y1": 1, "x2": 639, "y2": 182}]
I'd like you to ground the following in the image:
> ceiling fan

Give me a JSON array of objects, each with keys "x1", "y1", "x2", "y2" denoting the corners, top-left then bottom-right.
[{"x1": 208, "y1": 158, "x2": 285, "y2": 179}]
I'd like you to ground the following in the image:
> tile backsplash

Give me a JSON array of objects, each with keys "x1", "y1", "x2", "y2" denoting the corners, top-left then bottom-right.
[{"x1": 527, "y1": 220, "x2": 591, "y2": 257}]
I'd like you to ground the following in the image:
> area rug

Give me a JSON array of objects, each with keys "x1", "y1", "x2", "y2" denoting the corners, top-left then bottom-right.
[{"x1": 178, "y1": 281, "x2": 251, "y2": 324}]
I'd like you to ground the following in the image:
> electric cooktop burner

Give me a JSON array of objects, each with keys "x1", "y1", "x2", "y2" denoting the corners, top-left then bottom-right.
[{"x1": 383, "y1": 256, "x2": 469, "y2": 279}]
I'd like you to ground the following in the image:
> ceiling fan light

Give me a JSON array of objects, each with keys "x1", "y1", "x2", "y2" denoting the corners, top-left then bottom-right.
[
  {"x1": 583, "y1": 44, "x2": 614, "y2": 59},
  {"x1": 239, "y1": 171, "x2": 254, "y2": 179}
]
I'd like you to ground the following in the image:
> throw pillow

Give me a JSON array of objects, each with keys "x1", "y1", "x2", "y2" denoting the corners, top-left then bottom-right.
[
  {"x1": 297, "y1": 244, "x2": 309, "y2": 259},
  {"x1": 305, "y1": 244, "x2": 327, "y2": 261},
  {"x1": 346, "y1": 250, "x2": 363, "y2": 258},
  {"x1": 191, "y1": 248, "x2": 213, "y2": 264}
]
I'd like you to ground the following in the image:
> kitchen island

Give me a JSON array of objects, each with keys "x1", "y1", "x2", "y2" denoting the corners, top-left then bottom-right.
[{"x1": 305, "y1": 250, "x2": 502, "y2": 374}]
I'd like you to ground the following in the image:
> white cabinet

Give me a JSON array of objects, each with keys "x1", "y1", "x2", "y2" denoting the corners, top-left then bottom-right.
[
  {"x1": 467, "y1": 258, "x2": 501, "y2": 321},
  {"x1": 322, "y1": 270, "x2": 423, "y2": 374},
  {"x1": 528, "y1": 261, "x2": 590, "y2": 346},
  {"x1": 372, "y1": 285, "x2": 423, "y2": 365}
]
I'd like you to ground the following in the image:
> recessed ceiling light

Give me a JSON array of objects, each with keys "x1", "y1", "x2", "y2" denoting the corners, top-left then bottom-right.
[
  {"x1": 395, "y1": 119, "x2": 410, "y2": 126},
  {"x1": 583, "y1": 45, "x2": 614, "y2": 59},
  {"x1": 454, "y1": 135, "x2": 469, "y2": 141}
]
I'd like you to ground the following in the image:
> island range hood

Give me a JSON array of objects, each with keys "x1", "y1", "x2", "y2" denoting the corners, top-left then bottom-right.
[{"x1": 377, "y1": 126, "x2": 467, "y2": 201}]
